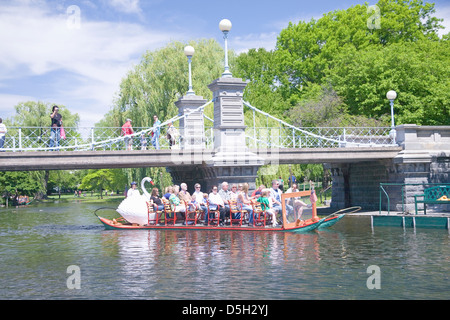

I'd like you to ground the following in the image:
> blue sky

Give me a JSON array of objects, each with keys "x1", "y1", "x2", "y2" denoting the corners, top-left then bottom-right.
[{"x1": 1, "y1": 0, "x2": 449, "y2": 128}]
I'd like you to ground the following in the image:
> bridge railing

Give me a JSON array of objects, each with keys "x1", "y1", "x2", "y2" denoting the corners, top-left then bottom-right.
[
  {"x1": 242, "y1": 101, "x2": 395, "y2": 148},
  {"x1": 1, "y1": 126, "x2": 217, "y2": 151},
  {"x1": 245, "y1": 126, "x2": 394, "y2": 149},
  {"x1": 2, "y1": 124, "x2": 394, "y2": 152},
  {"x1": 1, "y1": 99, "x2": 395, "y2": 152}
]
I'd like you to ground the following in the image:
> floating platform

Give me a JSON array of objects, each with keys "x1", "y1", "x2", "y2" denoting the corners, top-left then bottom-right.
[{"x1": 371, "y1": 214, "x2": 450, "y2": 230}]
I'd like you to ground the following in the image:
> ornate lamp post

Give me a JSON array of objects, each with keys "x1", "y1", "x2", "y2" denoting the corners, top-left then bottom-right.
[
  {"x1": 184, "y1": 45, "x2": 195, "y2": 95},
  {"x1": 386, "y1": 90, "x2": 397, "y2": 141},
  {"x1": 219, "y1": 19, "x2": 232, "y2": 78}
]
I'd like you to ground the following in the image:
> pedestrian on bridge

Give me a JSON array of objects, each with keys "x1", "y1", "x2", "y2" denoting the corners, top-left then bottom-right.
[
  {"x1": 0, "y1": 118, "x2": 6, "y2": 151},
  {"x1": 166, "y1": 122, "x2": 179, "y2": 149},
  {"x1": 121, "y1": 118, "x2": 134, "y2": 151},
  {"x1": 150, "y1": 115, "x2": 161, "y2": 150},
  {"x1": 50, "y1": 105, "x2": 62, "y2": 150}
]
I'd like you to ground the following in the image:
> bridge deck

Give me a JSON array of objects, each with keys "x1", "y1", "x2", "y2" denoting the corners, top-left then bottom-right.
[{"x1": 0, "y1": 147, "x2": 402, "y2": 171}]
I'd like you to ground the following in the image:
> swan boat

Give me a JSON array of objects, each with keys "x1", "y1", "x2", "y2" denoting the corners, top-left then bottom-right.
[{"x1": 95, "y1": 178, "x2": 348, "y2": 233}]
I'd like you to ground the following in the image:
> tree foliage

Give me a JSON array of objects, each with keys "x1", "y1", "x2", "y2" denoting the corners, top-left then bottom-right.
[
  {"x1": 328, "y1": 40, "x2": 450, "y2": 125},
  {"x1": 235, "y1": 0, "x2": 449, "y2": 126},
  {"x1": 104, "y1": 39, "x2": 227, "y2": 128},
  {"x1": 0, "y1": 171, "x2": 45, "y2": 201},
  {"x1": 8, "y1": 101, "x2": 80, "y2": 128},
  {"x1": 79, "y1": 169, "x2": 129, "y2": 196}
]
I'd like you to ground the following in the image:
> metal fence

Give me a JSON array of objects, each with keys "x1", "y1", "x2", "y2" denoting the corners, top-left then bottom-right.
[
  {"x1": 0, "y1": 100, "x2": 396, "y2": 152},
  {"x1": 0, "y1": 126, "x2": 217, "y2": 151},
  {"x1": 245, "y1": 126, "x2": 394, "y2": 149},
  {"x1": 0, "y1": 125, "x2": 395, "y2": 152}
]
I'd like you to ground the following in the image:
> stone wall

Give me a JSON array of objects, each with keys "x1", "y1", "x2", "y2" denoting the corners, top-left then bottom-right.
[
  {"x1": 329, "y1": 125, "x2": 450, "y2": 213},
  {"x1": 329, "y1": 161, "x2": 389, "y2": 211}
]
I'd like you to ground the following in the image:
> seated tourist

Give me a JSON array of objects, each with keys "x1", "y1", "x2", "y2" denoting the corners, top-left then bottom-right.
[
  {"x1": 208, "y1": 185, "x2": 226, "y2": 225},
  {"x1": 237, "y1": 183, "x2": 254, "y2": 225},
  {"x1": 150, "y1": 188, "x2": 164, "y2": 211},
  {"x1": 269, "y1": 179, "x2": 293, "y2": 222},
  {"x1": 257, "y1": 189, "x2": 278, "y2": 227}
]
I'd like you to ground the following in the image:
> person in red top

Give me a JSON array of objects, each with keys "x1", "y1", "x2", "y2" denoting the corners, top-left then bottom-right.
[{"x1": 121, "y1": 119, "x2": 134, "y2": 150}]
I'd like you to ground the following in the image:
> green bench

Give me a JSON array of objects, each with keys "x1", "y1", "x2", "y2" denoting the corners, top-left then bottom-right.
[{"x1": 414, "y1": 185, "x2": 450, "y2": 215}]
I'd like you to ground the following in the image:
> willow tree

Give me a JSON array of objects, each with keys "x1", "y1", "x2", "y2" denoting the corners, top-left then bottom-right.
[
  {"x1": 100, "y1": 39, "x2": 232, "y2": 189},
  {"x1": 6, "y1": 101, "x2": 80, "y2": 199},
  {"x1": 8, "y1": 101, "x2": 80, "y2": 128},
  {"x1": 103, "y1": 39, "x2": 229, "y2": 128}
]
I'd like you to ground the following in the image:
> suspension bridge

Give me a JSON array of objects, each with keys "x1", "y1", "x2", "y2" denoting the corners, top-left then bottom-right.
[
  {"x1": 0, "y1": 72, "x2": 447, "y2": 215},
  {"x1": 0, "y1": 99, "x2": 401, "y2": 171}
]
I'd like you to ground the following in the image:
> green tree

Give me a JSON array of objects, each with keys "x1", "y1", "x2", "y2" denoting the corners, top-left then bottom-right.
[
  {"x1": 234, "y1": 48, "x2": 286, "y2": 120},
  {"x1": 8, "y1": 101, "x2": 80, "y2": 128},
  {"x1": 48, "y1": 170, "x2": 83, "y2": 198},
  {"x1": 79, "y1": 169, "x2": 115, "y2": 199},
  {"x1": 256, "y1": 164, "x2": 324, "y2": 191},
  {"x1": 327, "y1": 40, "x2": 450, "y2": 125},
  {"x1": 0, "y1": 171, "x2": 45, "y2": 206},
  {"x1": 288, "y1": 84, "x2": 386, "y2": 127},
  {"x1": 275, "y1": 0, "x2": 444, "y2": 103},
  {"x1": 234, "y1": 0, "x2": 448, "y2": 127}
]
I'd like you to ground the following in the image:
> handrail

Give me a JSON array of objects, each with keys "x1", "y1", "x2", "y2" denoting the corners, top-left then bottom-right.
[
  {"x1": 243, "y1": 100, "x2": 396, "y2": 147},
  {"x1": 379, "y1": 183, "x2": 449, "y2": 215},
  {"x1": 1, "y1": 100, "x2": 397, "y2": 152},
  {"x1": 1, "y1": 100, "x2": 213, "y2": 152}
]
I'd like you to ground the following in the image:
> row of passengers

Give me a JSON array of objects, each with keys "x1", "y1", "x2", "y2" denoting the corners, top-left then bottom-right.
[
  {"x1": 147, "y1": 180, "x2": 307, "y2": 225},
  {"x1": 147, "y1": 182, "x2": 254, "y2": 226},
  {"x1": 252, "y1": 180, "x2": 310, "y2": 222}
]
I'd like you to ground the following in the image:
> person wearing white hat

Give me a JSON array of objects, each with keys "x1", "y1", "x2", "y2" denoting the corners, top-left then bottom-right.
[{"x1": 127, "y1": 181, "x2": 140, "y2": 198}]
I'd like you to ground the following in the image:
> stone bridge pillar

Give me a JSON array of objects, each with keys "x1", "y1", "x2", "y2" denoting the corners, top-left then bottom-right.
[
  {"x1": 390, "y1": 125, "x2": 450, "y2": 212},
  {"x1": 204, "y1": 77, "x2": 263, "y2": 191},
  {"x1": 174, "y1": 93, "x2": 208, "y2": 149},
  {"x1": 167, "y1": 77, "x2": 264, "y2": 193},
  {"x1": 167, "y1": 94, "x2": 208, "y2": 191}
]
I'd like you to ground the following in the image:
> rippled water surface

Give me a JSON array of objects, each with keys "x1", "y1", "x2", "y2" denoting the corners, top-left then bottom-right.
[{"x1": 0, "y1": 201, "x2": 449, "y2": 299}]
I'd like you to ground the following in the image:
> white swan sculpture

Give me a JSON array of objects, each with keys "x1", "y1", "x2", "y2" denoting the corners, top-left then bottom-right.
[{"x1": 116, "y1": 177, "x2": 156, "y2": 225}]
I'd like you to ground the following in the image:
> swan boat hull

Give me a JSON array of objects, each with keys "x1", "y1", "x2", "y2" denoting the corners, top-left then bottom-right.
[
  {"x1": 95, "y1": 179, "x2": 344, "y2": 233},
  {"x1": 96, "y1": 215, "x2": 325, "y2": 233},
  {"x1": 317, "y1": 214, "x2": 345, "y2": 229}
]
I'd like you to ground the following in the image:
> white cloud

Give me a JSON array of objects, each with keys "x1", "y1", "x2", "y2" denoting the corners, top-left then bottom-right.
[
  {"x1": 0, "y1": 1, "x2": 185, "y2": 127},
  {"x1": 107, "y1": 0, "x2": 142, "y2": 14},
  {"x1": 434, "y1": 4, "x2": 450, "y2": 37},
  {"x1": 231, "y1": 32, "x2": 278, "y2": 53},
  {"x1": 0, "y1": 93, "x2": 36, "y2": 117}
]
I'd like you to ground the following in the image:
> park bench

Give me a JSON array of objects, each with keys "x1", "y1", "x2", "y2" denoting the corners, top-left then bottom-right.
[{"x1": 414, "y1": 185, "x2": 450, "y2": 215}]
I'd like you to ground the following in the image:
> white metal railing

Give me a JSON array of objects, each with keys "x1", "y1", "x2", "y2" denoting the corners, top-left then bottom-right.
[
  {"x1": 0, "y1": 100, "x2": 396, "y2": 152},
  {"x1": 243, "y1": 101, "x2": 396, "y2": 148}
]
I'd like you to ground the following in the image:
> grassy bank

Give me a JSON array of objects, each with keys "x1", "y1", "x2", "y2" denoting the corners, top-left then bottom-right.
[{"x1": 43, "y1": 193, "x2": 125, "y2": 204}]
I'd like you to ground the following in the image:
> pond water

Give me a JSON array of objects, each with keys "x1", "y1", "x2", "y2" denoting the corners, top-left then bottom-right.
[{"x1": 0, "y1": 200, "x2": 449, "y2": 300}]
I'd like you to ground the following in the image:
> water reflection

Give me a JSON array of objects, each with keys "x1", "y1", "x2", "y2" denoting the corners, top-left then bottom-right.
[
  {"x1": 1, "y1": 202, "x2": 449, "y2": 299},
  {"x1": 97, "y1": 229, "x2": 348, "y2": 299}
]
